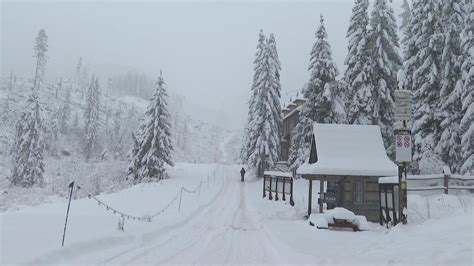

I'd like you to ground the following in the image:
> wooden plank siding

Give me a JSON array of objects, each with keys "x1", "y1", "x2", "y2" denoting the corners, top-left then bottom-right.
[{"x1": 327, "y1": 176, "x2": 381, "y2": 223}]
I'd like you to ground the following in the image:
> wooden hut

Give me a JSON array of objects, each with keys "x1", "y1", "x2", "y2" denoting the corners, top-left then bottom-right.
[{"x1": 296, "y1": 123, "x2": 398, "y2": 222}]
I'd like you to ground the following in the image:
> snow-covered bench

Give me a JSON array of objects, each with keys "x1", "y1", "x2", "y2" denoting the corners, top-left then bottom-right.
[{"x1": 308, "y1": 208, "x2": 369, "y2": 232}]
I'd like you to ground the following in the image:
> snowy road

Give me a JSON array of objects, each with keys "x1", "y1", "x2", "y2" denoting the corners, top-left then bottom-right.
[
  {"x1": 28, "y1": 165, "x2": 287, "y2": 264},
  {"x1": 3, "y1": 163, "x2": 472, "y2": 265}
]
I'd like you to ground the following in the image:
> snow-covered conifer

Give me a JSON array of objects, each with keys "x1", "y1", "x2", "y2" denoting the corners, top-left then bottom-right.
[
  {"x1": 437, "y1": 0, "x2": 465, "y2": 172},
  {"x1": 33, "y1": 29, "x2": 48, "y2": 90},
  {"x1": 399, "y1": 0, "x2": 412, "y2": 58},
  {"x1": 9, "y1": 91, "x2": 45, "y2": 187},
  {"x1": 127, "y1": 72, "x2": 174, "y2": 182},
  {"x1": 405, "y1": 0, "x2": 444, "y2": 173},
  {"x1": 370, "y1": 0, "x2": 402, "y2": 157},
  {"x1": 289, "y1": 15, "x2": 341, "y2": 169},
  {"x1": 59, "y1": 84, "x2": 72, "y2": 134},
  {"x1": 345, "y1": 0, "x2": 376, "y2": 125},
  {"x1": 244, "y1": 31, "x2": 283, "y2": 171},
  {"x1": 83, "y1": 76, "x2": 101, "y2": 161},
  {"x1": 459, "y1": 4, "x2": 473, "y2": 174}
]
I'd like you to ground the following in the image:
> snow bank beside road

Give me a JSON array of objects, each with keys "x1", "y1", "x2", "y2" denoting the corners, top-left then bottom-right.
[{"x1": 0, "y1": 163, "x2": 222, "y2": 264}]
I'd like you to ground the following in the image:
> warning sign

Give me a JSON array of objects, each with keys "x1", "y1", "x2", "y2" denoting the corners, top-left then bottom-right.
[{"x1": 395, "y1": 132, "x2": 412, "y2": 163}]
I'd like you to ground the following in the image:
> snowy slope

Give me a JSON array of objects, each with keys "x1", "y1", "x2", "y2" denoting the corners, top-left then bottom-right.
[
  {"x1": 0, "y1": 76, "x2": 242, "y2": 208},
  {"x1": 1, "y1": 163, "x2": 472, "y2": 265}
]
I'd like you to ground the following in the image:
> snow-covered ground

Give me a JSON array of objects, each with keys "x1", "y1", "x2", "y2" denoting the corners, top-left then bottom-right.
[{"x1": 1, "y1": 162, "x2": 472, "y2": 265}]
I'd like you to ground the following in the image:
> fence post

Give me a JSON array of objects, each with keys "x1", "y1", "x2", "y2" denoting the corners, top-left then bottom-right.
[
  {"x1": 178, "y1": 187, "x2": 183, "y2": 212},
  {"x1": 443, "y1": 166, "x2": 451, "y2": 194}
]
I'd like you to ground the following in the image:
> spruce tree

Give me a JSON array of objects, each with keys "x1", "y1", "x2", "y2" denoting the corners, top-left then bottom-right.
[
  {"x1": 289, "y1": 15, "x2": 341, "y2": 169},
  {"x1": 33, "y1": 29, "x2": 48, "y2": 90},
  {"x1": 59, "y1": 84, "x2": 72, "y2": 134},
  {"x1": 243, "y1": 30, "x2": 267, "y2": 164},
  {"x1": 437, "y1": 0, "x2": 465, "y2": 172},
  {"x1": 399, "y1": 0, "x2": 412, "y2": 58},
  {"x1": 244, "y1": 31, "x2": 283, "y2": 171},
  {"x1": 9, "y1": 91, "x2": 45, "y2": 187},
  {"x1": 370, "y1": 0, "x2": 402, "y2": 157},
  {"x1": 127, "y1": 72, "x2": 174, "y2": 182},
  {"x1": 405, "y1": 0, "x2": 444, "y2": 173},
  {"x1": 345, "y1": 0, "x2": 376, "y2": 125},
  {"x1": 459, "y1": 3, "x2": 473, "y2": 174},
  {"x1": 83, "y1": 76, "x2": 101, "y2": 161}
]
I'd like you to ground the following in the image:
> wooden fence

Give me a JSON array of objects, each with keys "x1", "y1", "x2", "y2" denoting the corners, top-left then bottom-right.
[{"x1": 262, "y1": 171, "x2": 295, "y2": 206}]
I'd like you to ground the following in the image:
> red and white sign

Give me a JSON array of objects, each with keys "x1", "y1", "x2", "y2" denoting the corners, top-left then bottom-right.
[{"x1": 395, "y1": 133, "x2": 412, "y2": 163}]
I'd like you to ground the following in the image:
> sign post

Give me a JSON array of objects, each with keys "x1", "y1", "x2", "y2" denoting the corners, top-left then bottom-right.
[{"x1": 394, "y1": 90, "x2": 412, "y2": 225}]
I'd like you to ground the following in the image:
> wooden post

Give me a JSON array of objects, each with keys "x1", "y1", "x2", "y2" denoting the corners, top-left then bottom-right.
[
  {"x1": 399, "y1": 163, "x2": 408, "y2": 224},
  {"x1": 282, "y1": 178, "x2": 286, "y2": 201},
  {"x1": 275, "y1": 177, "x2": 279, "y2": 201},
  {"x1": 444, "y1": 172, "x2": 449, "y2": 195},
  {"x1": 269, "y1": 177, "x2": 273, "y2": 200},
  {"x1": 307, "y1": 179, "x2": 312, "y2": 218},
  {"x1": 391, "y1": 185, "x2": 397, "y2": 225},
  {"x1": 62, "y1": 181, "x2": 74, "y2": 247},
  {"x1": 263, "y1": 176, "x2": 266, "y2": 198},
  {"x1": 290, "y1": 178, "x2": 294, "y2": 206},
  {"x1": 319, "y1": 180, "x2": 324, "y2": 213}
]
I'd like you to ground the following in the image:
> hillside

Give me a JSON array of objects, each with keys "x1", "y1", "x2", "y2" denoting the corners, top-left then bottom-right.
[{"x1": 0, "y1": 76, "x2": 241, "y2": 208}]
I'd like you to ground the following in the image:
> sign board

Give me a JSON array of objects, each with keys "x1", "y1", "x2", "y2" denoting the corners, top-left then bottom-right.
[
  {"x1": 323, "y1": 192, "x2": 337, "y2": 204},
  {"x1": 395, "y1": 131, "x2": 412, "y2": 163},
  {"x1": 394, "y1": 90, "x2": 413, "y2": 121}
]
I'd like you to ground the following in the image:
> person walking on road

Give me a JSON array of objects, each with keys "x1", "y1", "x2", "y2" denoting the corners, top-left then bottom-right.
[{"x1": 240, "y1": 167, "x2": 246, "y2": 182}]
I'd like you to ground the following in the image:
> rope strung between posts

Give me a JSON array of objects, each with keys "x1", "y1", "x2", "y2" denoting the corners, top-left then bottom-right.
[{"x1": 73, "y1": 170, "x2": 215, "y2": 223}]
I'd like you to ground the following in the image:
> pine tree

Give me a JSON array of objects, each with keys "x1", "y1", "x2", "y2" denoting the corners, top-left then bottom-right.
[
  {"x1": 243, "y1": 30, "x2": 267, "y2": 164},
  {"x1": 437, "y1": 0, "x2": 465, "y2": 172},
  {"x1": 345, "y1": 0, "x2": 376, "y2": 125},
  {"x1": 406, "y1": 0, "x2": 444, "y2": 173},
  {"x1": 371, "y1": 0, "x2": 402, "y2": 158},
  {"x1": 243, "y1": 31, "x2": 283, "y2": 172},
  {"x1": 127, "y1": 72, "x2": 174, "y2": 182},
  {"x1": 83, "y1": 76, "x2": 101, "y2": 161},
  {"x1": 289, "y1": 15, "x2": 341, "y2": 169},
  {"x1": 33, "y1": 29, "x2": 48, "y2": 90},
  {"x1": 459, "y1": 3, "x2": 473, "y2": 174},
  {"x1": 399, "y1": 0, "x2": 412, "y2": 58},
  {"x1": 9, "y1": 91, "x2": 45, "y2": 187},
  {"x1": 59, "y1": 84, "x2": 72, "y2": 134}
]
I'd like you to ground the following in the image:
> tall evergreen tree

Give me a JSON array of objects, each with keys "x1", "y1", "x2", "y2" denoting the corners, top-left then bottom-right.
[
  {"x1": 399, "y1": 0, "x2": 412, "y2": 58},
  {"x1": 9, "y1": 29, "x2": 48, "y2": 187},
  {"x1": 459, "y1": 3, "x2": 473, "y2": 174},
  {"x1": 33, "y1": 29, "x2": 48, "y2": 90},
  {"x1": 83, "y1": 76, "x2": 101, "y2": 161},
  {"x1": 243, "y1": 30, "x2": 267, "y2": 164},
  {"x1": 244, "y1": 31, "x2": 283, "y2": 171},
  {"x1": 9, "y1": 91, "x2": 45, "y2": 187},
  {"x1": 127, "y1": 72, "x2": 174, "y2": 182},
  {"x1": 405, "y1": 0, "x2": 444, "y2": 173},
  {"x1": 345, "y1": 0, "x2": 376, "y2": 125},
  {"x1": 289, "y1": 15, "x2": 341, "y2": 169},
  {"x1": 370, "y1": 0, "x2": 402, "y2": 157},
  {"x1": 437, "y1": 0, "x2": 465, "y2": 172},
  {"x1": 59, "y1": 84, "x2": 72, "y2": 134}
]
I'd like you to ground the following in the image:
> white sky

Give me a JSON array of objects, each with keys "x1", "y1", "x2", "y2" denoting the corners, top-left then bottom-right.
[{"x1": 1, "y1": 0, "x2": 402, "y2": 130}]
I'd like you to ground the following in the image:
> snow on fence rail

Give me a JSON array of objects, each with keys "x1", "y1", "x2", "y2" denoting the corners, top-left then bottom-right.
[{"x1": 405, "y1": 172, "x2": 474, "y2": 195}]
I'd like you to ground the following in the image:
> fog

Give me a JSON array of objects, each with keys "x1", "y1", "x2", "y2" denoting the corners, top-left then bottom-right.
[{"x1": 1, "y1": 0, "x2": 402, "y2": 130}]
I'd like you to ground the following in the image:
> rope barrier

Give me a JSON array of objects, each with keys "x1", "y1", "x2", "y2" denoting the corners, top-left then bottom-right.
[{"x1": 73, "y1": 170, "x2": 215, "y2": 223}]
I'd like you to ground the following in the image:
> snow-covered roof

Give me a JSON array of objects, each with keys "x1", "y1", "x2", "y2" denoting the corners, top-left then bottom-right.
[
  {"x1": 283, "y1": 105, "x2": 303, "y2": 120},
  {"x1": 263, "y1": 171, "x2": 293, "y2": 178},
  {"x1": 297, "y1": 123, "x2": 398, "y2": 177}
]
